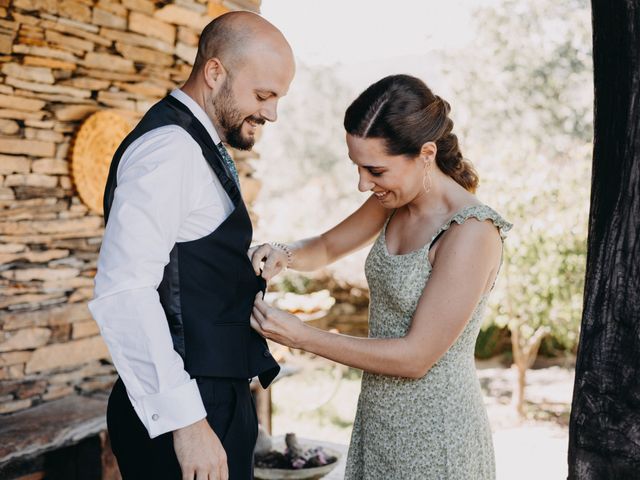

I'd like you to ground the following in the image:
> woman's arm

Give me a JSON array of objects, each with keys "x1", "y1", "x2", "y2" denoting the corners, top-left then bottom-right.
[
  {"x1": 252, "y1": 218, "x2": 503, "y2": 378},
  {"x1": 250, "y1": 194, "x2": 388, "y2": 278}
]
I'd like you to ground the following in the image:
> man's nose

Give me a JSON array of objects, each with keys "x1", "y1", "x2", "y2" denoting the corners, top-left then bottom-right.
[{"x1": 261, "y1": 100, "x2": 278, "y2": 123}]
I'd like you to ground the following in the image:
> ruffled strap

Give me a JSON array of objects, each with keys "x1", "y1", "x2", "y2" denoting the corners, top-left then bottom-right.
[{"x1": 428, "y1": 204, "x2": 513, "y2": 249}]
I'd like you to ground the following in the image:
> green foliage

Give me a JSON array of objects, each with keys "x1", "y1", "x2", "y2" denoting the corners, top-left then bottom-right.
[
  {"x1": 475, "y1": 323, "x2": 511, "y2": 359},
  {"x1": 485, "y1": 158, "x2": 590, "y2": 354},
  {"x1": 444, "y1": 0, "x2": 593, "y2": 355},
  {"x1": 444, "y1": 0, "x2": 593, "y2": 158},
  {"x1": 276, "y1": 273, "x2": 313, "y2": 294}
]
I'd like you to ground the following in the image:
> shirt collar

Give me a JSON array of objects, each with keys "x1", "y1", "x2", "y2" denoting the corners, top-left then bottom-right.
[{"x1": 170, "y1": 89, "x2": 222, "y2": 145}]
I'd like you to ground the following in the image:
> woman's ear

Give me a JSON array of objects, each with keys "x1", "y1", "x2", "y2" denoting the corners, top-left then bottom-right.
[{"x1": 420, "y1": 141, "x2": 437, "y2": 161}]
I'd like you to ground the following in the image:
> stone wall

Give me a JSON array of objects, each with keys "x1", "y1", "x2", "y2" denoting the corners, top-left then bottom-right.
[{"x1": 0, "y1": 0, "x2": 261, "y2": 416}]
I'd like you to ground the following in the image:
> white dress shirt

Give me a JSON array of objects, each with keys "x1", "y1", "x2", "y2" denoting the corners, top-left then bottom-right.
[{"x1": 89, "y1": 89, "x2": 235, "y2": 438}]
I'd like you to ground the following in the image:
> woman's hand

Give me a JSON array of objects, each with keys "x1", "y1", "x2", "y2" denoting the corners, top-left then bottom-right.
[
  {"x1": 248, "y1": 243, "x2": 289, "y2": 281},
  {"x1": 251, "y1": 293, "x2": 307, "y2": 349}
]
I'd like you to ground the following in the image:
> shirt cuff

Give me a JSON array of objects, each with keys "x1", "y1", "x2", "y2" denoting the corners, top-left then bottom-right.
[{"x1": 135, "y1": 379, "x2": 207, "y2": 439}]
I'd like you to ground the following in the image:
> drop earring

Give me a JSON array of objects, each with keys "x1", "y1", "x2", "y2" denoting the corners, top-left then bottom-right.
[{"x1": 422, "y1": 158, "x2": 432, "y2": 194}]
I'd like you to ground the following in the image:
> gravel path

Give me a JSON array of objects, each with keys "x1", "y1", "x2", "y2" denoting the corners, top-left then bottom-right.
[{"x1": 478, "y1": 363, "x2": 574, "y2": 479}]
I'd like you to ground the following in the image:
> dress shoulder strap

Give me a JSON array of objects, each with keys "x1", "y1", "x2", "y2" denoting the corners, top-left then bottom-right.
[
  {"x1": 428, "y1": 204, "x2": 513, "y2": 251},
  {"x1": 449, "y1": 204, "x2": 512, "y2": 239},
  {"x1": 381, "y1": 208, "x2": 398, "y2": 233}
]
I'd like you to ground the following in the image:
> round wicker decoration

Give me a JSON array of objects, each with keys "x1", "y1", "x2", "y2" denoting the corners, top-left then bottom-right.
[{"x1": 72, "y1": 111, "x2": 133, "y2": 215}]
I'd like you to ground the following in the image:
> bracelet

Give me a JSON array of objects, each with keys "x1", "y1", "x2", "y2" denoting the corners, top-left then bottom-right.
[{"x1": 270, "y1": 242, "x2": 293, "y2": 268}]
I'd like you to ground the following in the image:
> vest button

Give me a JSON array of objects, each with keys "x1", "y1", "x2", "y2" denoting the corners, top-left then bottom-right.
[{"x1": 263, "y1": 350, "x2": 271, "y2": 358}]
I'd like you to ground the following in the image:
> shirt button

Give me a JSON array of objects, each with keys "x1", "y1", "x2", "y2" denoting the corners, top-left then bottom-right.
[
  {"x1": 152, "y1": 414, "x2": 159, "y2": 421},
  {"x1": 263, "y1": 350, "x2": 271, "y2": 358}
]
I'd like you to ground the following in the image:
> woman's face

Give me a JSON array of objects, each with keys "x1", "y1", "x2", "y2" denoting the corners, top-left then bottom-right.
[{"x1": 346, "y1": 134, "x2": 425, "y2": 208}]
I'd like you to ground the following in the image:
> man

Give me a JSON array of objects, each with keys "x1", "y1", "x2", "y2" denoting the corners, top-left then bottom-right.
[{"x1": 89, "y1": 12, "x2": 295, "y2": 480}]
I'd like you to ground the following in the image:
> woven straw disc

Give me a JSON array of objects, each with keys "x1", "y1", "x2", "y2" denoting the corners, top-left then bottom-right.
[{"x1": 72, "y1": 111, "x2": 133, "y2": 215}]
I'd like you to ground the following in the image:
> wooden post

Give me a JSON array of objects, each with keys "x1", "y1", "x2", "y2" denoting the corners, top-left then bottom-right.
[
  {"x1": 253, "y1": 386, "x2": 273, "y2": 434},
  {"x1": 568, "y1": 1, "x2": 640, "y2": 477}
]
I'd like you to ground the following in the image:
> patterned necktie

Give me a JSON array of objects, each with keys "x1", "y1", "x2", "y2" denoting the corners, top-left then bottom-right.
[{"x1": 216, "y1": 142, "x2": 240, "y2": 188}]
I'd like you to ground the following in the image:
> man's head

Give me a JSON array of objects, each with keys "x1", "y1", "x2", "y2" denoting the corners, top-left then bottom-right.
[{"x1": 184, "y1": 12, "x2": 295, "y2": 150}]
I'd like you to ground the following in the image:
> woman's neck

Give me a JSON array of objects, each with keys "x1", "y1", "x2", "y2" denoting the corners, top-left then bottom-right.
[{"x1": 405, "y1": 173, "x2": 468, "y2": 220}]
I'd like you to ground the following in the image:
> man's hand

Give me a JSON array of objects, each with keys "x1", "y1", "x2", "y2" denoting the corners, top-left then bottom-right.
[{"x1": 173, "y1": 418, "x2": 228, "y2": 480}]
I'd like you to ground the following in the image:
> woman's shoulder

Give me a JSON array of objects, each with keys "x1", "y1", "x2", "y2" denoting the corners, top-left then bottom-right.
[
  {"x1": 430, "y1": 205, "x2": 508, "y2": 266},
  {"x1": 447, "y1": 204, "x2": 513, "y2": 240}
]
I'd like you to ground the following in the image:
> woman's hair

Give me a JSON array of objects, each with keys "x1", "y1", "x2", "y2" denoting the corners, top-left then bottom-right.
[{"x1": 344, "y1": 74, "x2": 478, "y2": 192}]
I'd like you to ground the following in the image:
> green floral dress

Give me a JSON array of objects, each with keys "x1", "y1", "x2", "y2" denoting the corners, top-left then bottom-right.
[{"x1": 344, "y1": 205, "x2": 512, "y2": 480}]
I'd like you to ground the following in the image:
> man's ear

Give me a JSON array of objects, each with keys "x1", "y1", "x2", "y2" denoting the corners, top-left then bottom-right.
[{"x1": 202, "y1": 58, "x2": 226, "y2": 91}]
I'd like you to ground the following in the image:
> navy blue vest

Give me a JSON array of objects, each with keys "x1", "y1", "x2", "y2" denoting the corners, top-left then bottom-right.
[{"x1": 103, "y1": 95, "x2": 280, "y2": 388}]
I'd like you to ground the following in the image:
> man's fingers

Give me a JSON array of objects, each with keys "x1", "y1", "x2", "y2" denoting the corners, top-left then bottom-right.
[
  {"x1": 220, "y1": 460, "x2": 229, "y2": 480},
  {"x1": 194, "y1": 467, "x2": 212, "y2": 480},
  {"x1": 192, "y1": 469, "x2": 205, "y2": 480},
  {"x1": 209, "y1": 469, "x2": 219, "y2": 480},
  {"x1": 182, "y1": 469, "x2": 194, "y2": 480}
]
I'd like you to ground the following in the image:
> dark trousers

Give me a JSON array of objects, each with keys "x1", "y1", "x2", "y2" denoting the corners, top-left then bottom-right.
[{"x1": 107, "y1": 377, "x2": 258, "y2": 479}]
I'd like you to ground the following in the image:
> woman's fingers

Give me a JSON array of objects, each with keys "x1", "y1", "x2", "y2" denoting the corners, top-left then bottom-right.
[
  {"x1": 254, "y1": 293, "x2": 269, "y2": 314},
  {"x1": 251, "y1": 310, "x2": 272, "y2": 340},
  {"x1": 248, "y1": 244, "x2": 288, "y2": 280},
  {"x1": 249, "y1": 244, "x2": 271, "y2": 275},
  {"x1": 262, "y1": 254, "x2": 282, "y2": 280},
  {"x1": 252, "y1": 304, "x2": 267, "y2": 325},
  {"x1": 250, "y1": 314, "x2": 263, "y2": 335}
]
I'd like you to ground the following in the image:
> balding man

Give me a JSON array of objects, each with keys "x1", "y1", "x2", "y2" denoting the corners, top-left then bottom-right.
[{"x1": 89, "y1": 12, "x2": 295, "y2": 480}]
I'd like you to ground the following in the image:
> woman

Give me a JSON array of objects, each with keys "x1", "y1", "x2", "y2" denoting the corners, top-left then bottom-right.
[{"x1": 249, "y1": 74, "x2": 511, "y2": 479}]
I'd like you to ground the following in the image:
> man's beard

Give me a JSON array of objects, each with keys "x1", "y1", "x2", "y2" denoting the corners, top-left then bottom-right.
[{"x1": 213, "y1": 78, "x2": 264, "y2": 151}]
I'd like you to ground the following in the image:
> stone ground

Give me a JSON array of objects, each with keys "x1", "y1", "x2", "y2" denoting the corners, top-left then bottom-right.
[
  {"x1": 270, "y1": 354, "x2": 574, "y2": 479},
  {"x1": 479, "y1": 361, "x2": 573, "y2": 480}
]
